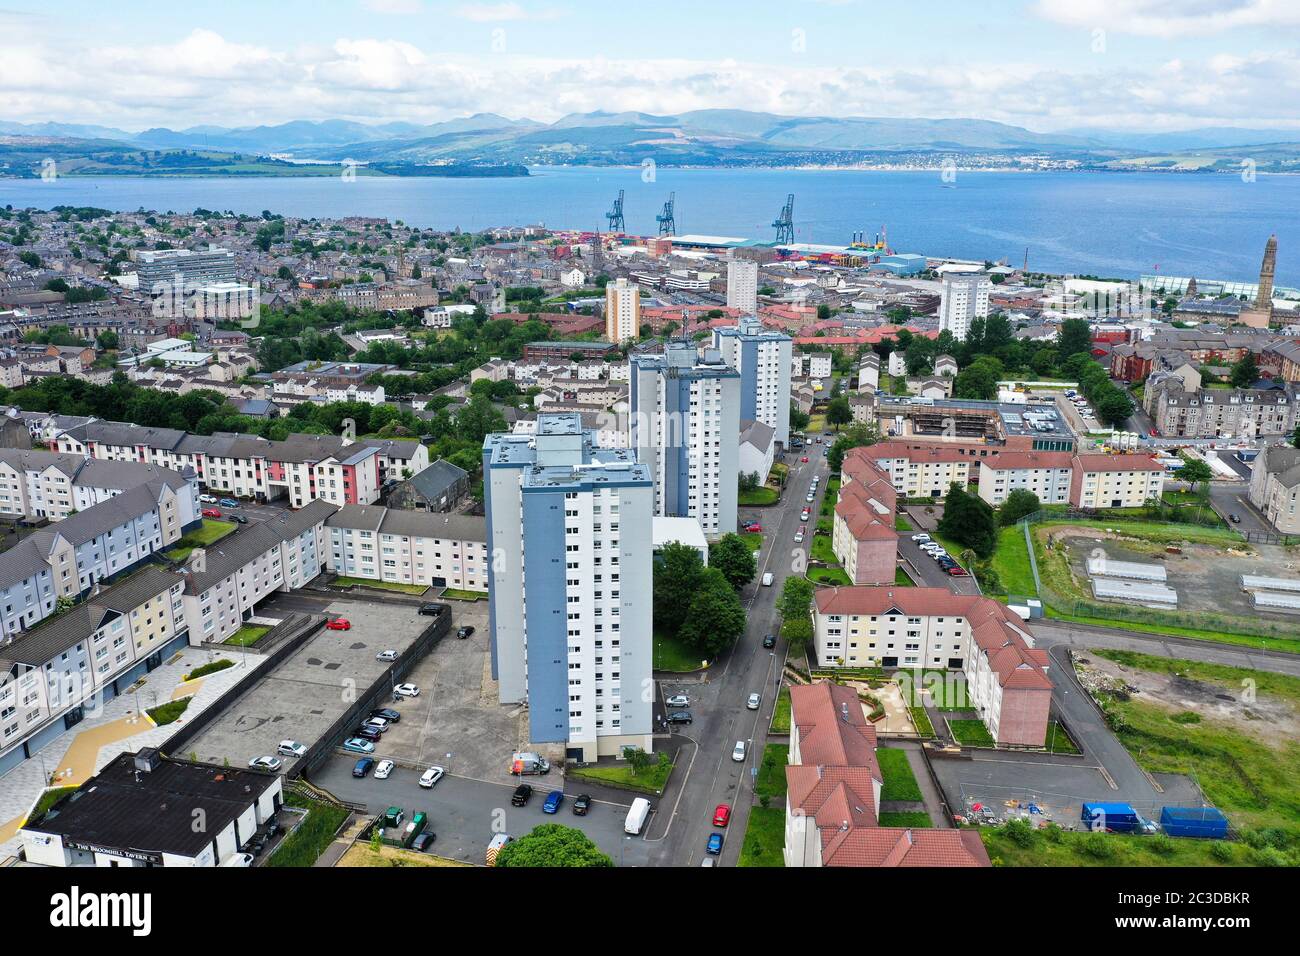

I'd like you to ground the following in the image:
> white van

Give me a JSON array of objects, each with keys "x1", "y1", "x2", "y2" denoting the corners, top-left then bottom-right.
[
  {"x1": 221, "y1": 852, "x2": 254, "y2": 867},
  {"x1": 625, "y1": 797, "x2": 652, "y2": 835},
  {"x1": 761, "y1": 572, "x2": 774, "y2": 587}
]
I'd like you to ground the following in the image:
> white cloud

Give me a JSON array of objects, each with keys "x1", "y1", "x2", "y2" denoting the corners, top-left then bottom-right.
[
  {"x1": 1035, "y1": 0, "x2": 1300, "y2": 37},
  {"x1": 453, "y1": 3, "x2": 564, "y2": 21}
]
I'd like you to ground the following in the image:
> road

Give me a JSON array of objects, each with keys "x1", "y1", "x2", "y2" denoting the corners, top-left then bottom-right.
[{"x1": 649, "y1": 442, "x2": 827, "y2": 866}]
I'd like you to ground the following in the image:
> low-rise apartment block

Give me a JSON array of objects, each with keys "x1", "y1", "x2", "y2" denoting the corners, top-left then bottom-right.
[
  {"x1": 832, "y1": 450, "x2": 898, "y2": 585},
  {"x1": 975, "y1": 451, "x2": 1073, "y2": 506},
  {"x1": 859, "y1": 441, "x2": 973, "y2": 499},
  {"x1": 0, "y1": 448, "x2": 199, "y2": 523},
  {"x1": 326, "y1": 506, "x2": 488, "y2": 592},
  {"x1": 1248, "y1": 444, "x2": 1300, "y2": 534},
  {"x1": 1069, "y1": 454, "x2": 1166, "y2": 509}
]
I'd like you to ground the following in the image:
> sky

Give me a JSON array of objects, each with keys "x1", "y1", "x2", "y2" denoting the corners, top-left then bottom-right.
[{"x1": 1, "y1": 0, "x2": 1299, "y2": 132}]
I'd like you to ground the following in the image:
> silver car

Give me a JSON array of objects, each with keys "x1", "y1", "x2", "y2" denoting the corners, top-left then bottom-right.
[{"x1": 746, "y1": 693, "x2": 761, "y2": 710}]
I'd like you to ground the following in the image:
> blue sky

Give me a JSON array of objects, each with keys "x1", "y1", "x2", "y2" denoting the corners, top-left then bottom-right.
[{"x1": 1, "y1": 0, "x2": 1298, "y2": 131}]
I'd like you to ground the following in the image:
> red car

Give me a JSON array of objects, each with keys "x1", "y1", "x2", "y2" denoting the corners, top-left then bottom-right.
[
  {"x1": 325, "y1": 618, "x2": 352, "y2": 631},
  {"x1": 201, "y1": 508, "x2": 222, "y2": 519},
  {"x1": 744, "y1": 522, "x2": 762, "y2": 533},
  {"x1": 800, "y1": 456, "x2": 809, "y2": 463},
  {"x1": 713, "y1": 804, "x2": 731, "y2": 827},
  {"x1": 946, "y1": 566, "x2": 969, "y2": 576}
]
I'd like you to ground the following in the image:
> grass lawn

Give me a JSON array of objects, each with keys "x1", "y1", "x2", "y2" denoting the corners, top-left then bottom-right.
[
  {"x1": 877, "y1": 747, "x2": 923, "y2": 802},
  {"x1": 990, "y1": 524, "x2": 1036, "y2": 598},
  {"x1": 333, "y1": 576, "x2": 428, "y2": 595},
  {"x1": 809, "y1": 533, "x2": 837, "y2": 566},
  {"x1": 739, "y1": 486, "x2": 779, "y2": 506},
  {"x1": 147, "y1": 696, "x2": 192, "y2": 726},
  {"x1": 879, "y1": 811, "x2": 933, "y2": 828},
  {"x1": 895, "y1": 515, "x2": 913, "y2": 532},
  {"x1": 653, "y1": 631, "x2": 706, "y2": 671},
  {"x1": 808, "y1": 566, "x2": 852, "y2": 586},
  {"x1": 755, "y1": 744, "x2": 789, "y2": 801},
  {"x1": 818, "y1": 478, "x2": 841, "y2": 517},
  {"x1": 185, "y1": 658, "x2": 234, "y2": 681},
  {"x1": 908, "y1": 706, "x2": 936, "y2": 737},
  {"x1": 949, "y1": 719, "x2": 996, "y2": 748},
  {"x1": 441, "y1": 588, "x2": 485, "y2": 601},
  {"x1": 225, "y1": 624, "x2": 270, "y2": 647},
  {"x1": 1087, "y1": 650, "x2": 1300, "y2": 838},
  {"x1": 568, "y1": 756, "x2": 674, "y2": 795},
  {"x1": 897, "y1": 669, "x2": 967, "y2": 707},
  {"x1": 339, "y1": 843, "x2": 471, "y2": 867},
  {"x1": 737, "y1": 807, "x2": 786, "y2": 867},
  {"x1": 894, "y1": 566, "x2": 915, "y2": 586},
  {"x1": 166, "y1": 518, "x2": 236, "y2": 561},
  {"x1": 268, "y1": 794, "x2": 351, "y2": 868},
  {"x1": 1044, "y1": 720, "x2": 1081, "y2": 755},
  {"x1": 740, "y1": 531, "x2": 763, "y2": 552},
  {"x1": 981, "y1": 825, "x2": 1262, "y2": 867},
  {"x1": 770, "y1": 687, "x2": 791, "y2": 733},
  {"x1": 1044, "y1": 608, "x2": 1300, "y2": 655}
]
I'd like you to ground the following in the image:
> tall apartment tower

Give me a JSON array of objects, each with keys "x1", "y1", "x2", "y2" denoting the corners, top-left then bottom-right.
[
  {"x1": 483, "y1": 413, "x2": 654, "y2": 762},
  {"x1": 136, "y1": 246, "x2": 238, "y2": 296},
  {"x1": 629, "y1": 341, "x2": 740, "y2": 538},
  {"x1": 939, "y1": 272, "x2": 993, "y2": 342},
  {"x1": 726, "y1": 256, "x2": 759, "y2": 314},
  {"x1": 605, "y1": 277, "x2": 641, "y2": 344},
  {"x1": 712, "y1": 316, "x2": 793, "y2": 446}
]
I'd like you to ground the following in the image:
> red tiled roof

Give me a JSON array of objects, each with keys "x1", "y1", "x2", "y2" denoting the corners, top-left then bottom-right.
[
  {"x1": 1072, "y1": 454, "x2": 1164, "y2": 473},
  {"x1": 979, "y1": 451, "x2": 1073, "y2": 471},
  {"x1": 789, "y1": 682, "x2": 881, "y2": 771},
  {"x1": 820, "y1": 826, "x2": 991, "y2": 867}
]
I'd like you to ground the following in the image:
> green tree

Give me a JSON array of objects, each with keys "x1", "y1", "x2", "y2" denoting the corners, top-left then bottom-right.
[
  {"x1": 678, "y1": 567, "x2": 747, "y2": 657},
  {"x1": 998, "y1": 488, "x2": 1041, "y2": 526},
  {"x1": 1056, "y1": 318, "x2": 1093, "y2": 361},
  {"x1": 1230, "y1": 353, "x2": 1260, "y2": 389},
  {"x1": 653, "y1": 542, "x2": 706, "y2": 636},
  {"x1": 709, "y1": 533, "x2": 757, "y2": 590},
  {"x1": 953, "y1": 357, "x2": 1002, "y2": 401},
  {"x1": 826, "y1": 396, "x2": 852, "y2": 430},
  {"x1": 1095, "y1": 388, "x2": 1135, "y2": 428},
  {"x1": 1174, "y1": 457, "x2": 1213, "y2": 497},
  {"x1": 827, "y1": 420, "x2": 882, "y2": 473},
  {"x1": 96, "y1": 330, "x2": 119, "y2": 350},
  {"x1": 495, "y1": 824, "x2": 613, "y2": 868},
  {"x1": 937, "y1": 483, "x2": 998, "y2": 558},
  {"x1": 1292, "y1": 424, "x2": 1300, "y2": 450},
  {"x1": 777, "y1": 576, "x2": 815, "y2": 647},
  {"x1": 790, "y1": 404, "x2": 811, "y2": 432}
]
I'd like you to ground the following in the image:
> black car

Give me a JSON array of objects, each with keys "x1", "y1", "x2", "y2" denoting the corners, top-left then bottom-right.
[
  {"x1": 665, "y1": 711, "x2": 693, "y2": 724},
  {"x1": 410, "y1": 831, "x2": 437, "y2": 852},
  {"x1": 511, "y1": 784, "x2": 533, "y2": 807},
  {"x1": 369, "y1": 707, "x2": 401, "y2": 724},
  {"x1": 418, "y1": 603, "x2": 447, "y2": 616},
  {"x1": 457, "y1": 625, "x2": 475, "y2": 640},
  {"x1": 572, "y1": 794, "x2": 592, "y2": 816},
  {"x1": 1229, "y1": 513, "x2": 1241, "y2": 524},
  {"x1": 762, "y1": 633, "x2": 776, "y2": 648},
  {"x1": 232, "y1": 515, "x2": 248, "y2": 524},
  {"x1": 354, "y1": 725, "x2": 383, "y2": 742}
]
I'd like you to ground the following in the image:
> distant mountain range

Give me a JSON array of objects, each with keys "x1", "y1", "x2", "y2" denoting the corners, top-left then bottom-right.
[{"x1": 3, "y1": 111, "x2": 1300, "y2": 175}]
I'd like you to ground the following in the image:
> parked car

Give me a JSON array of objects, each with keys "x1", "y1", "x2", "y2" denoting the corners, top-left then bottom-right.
[
  {"x1": 352, "y1": 756, "x2": 376, "y2": 777},
  {"x1": 800, "y1": 510, "x2": 811, "y2": 521},
  {"x1": 219, "y1": 498, "x2": 240, "y2": 508},
  {"x1": 793, "y1": 532, "x2": 804, "y2": 543},
  {"x1": 713, "y1": 804, "x2": 731, "y2": 827},
  {"x1": 410, "y1": 831, "x2": 436, "y2": 852},
  {"x1": 325, "y1": 618, "x2": 351, "y2": 631},
  {"x1": 1229, "y1": 513, "x2": 1241, "y2": 524},
  {"x1": 800, "y1": 456, "x2": 809, "y2": 463},
  {"x1": 373, "y1": 759, "x2": 395, "y2": 780},
  {"x1": 248, "y1": 755, "x2": 282, "y2": 772},
  {"x1": 354, "y1": 725, "x2": 382, "y2": 743},
  {"x1": 343, "y1": 738, "x2": 375, "y2": 754},
  {"x1": 362, "y1": 716, "x2": 389, "y2": 733},
  {"x1": 806, "y1": 493, "x2": 815, "y2": 502},
  {"x1": 276, "y1": 740, "x2": 306, "y2": 758},
  {"x1": 199, "y1": 494, "x2": 218, "y2": 504},
  {"x1": 761, "y1": 572, "x2": 774, "y2": 586},
  {"x1": 456, "y1": 625, "x2": 475, "y2": 640},
  {"x1": 376, "y1": 649, "x2": 398, "y2": 662},
  {"x1": 665, "y1": 711, "x2": 693, "y2": 724},
  {"x1": 572, "y1": 794, "x2": 592, "y2": 816},
  {"x1": 732, "y1": 741, "x2": 746, "y2": 762},
  {"x1": 511, "y1": 784, "x2": 533, "y2": 806},
  {"x1": 393, "y1": 683, "x2": 419, "y2": 698},
  {"x1": 744, "y1": 522, "x2": 762, "y2": 533},
  {"x1": 543, "y1": 790, "x2": 564, "y2": 814},
  {"x1": 370, "y1": 708, "x2": 401, "y2": 723},
  {"x1": 665, "y1": 694, "x2": 689, "y2": 707},
  {"x1": 201, "y1": 508, "x2": 222, "y2": 519},
  {"x1": 911, "y1": 533, "x2": 931, "y2": 543},
  {"x1": 418, "y1": 603, "x2": 447, "y2": 616},
  {"x1": 232, "y1": 514, "x2": 248, "y2": 524},
  {"x1": 706, "y1": 833, "x2": 724, "y2": 855},
  {"x1": 947, "y1": 566, "x2": 970, "y2": 577},
  {"x1": 762, "y1": 633, "x2": 776, "y2": 648},
  {"x1": 419, "y1": 766, "x2": 445, "y2": 788},
  {"x1": 747, "y1": 693, "x2": 761, "y2": 710}
]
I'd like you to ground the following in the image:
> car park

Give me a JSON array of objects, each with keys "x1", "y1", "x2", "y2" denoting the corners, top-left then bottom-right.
[
  {"x1": 419, "y1": 766, "x2": 445, "y2": 788},
  {"x1": 665, "y1": 711, "x2": 693, "y2": 724},
  {"x1": 374, "y1": 759, "x2": 395, "y2": 779},
  {"x1": 732, "y1": 741, "x2": 746, "y2": 762},
  {"x1": 248, "y1": 755, "x2": 282, "y2": 772},
  {"x1": 370, "y1": 708, "x2": 400, "y2": 723},
  {"x1": 393, "y1": 683, "x2": 419, "y2": 697},
  {"x1": 572, "y1": 794, "x2": 592, "y2": 816},
  {"x1": 713, "y1": 804, "x2": 731, "y2": 827},
  {"x1": 456, "y1": 625, "x2": 475, "y2": 639},
  {"x1": 747, "y1": 693, "x2": 761, "y2": 710},
  {"x1": 201, "y1": 508, "x2": 222, "y2": 519},
  {"x1": 665, "y1": 694, "x2": 689, "y2": 707},
  {"x1": 543, "y1": 790, "x2": 564, "y2": 814},
  {"x1": 325, "y1": 618, "x2": 351, "y2": 631},
  {"x1": 375, "y1": 649, "x2": 398, "y2": 662},
  {"x1": 511, "y1": 784, "x2": 532, "y2": 806},
  {"x1": 276, "y1": 740, "x2": 307, "y2": 758},
  {"x1": 352, "y1": 756, "x2": 375, "y2": 777},
  {"x1": 343, "y1": 738, "x2": 375, "y2": 754},
  {"x1": 219, "y1": 498, "x2": 240, "y2": 508},
  {"x1": 762, "y1": 633, "x2": 776, "y2": 648},
  {"x1": 706, "y1": 833, "x2": 724, "y2": 855}
]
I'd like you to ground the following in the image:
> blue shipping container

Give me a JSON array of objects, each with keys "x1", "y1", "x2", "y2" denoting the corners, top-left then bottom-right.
[{"x1": 1159, "y1": 807, "x2": 1229, "y2": 839}]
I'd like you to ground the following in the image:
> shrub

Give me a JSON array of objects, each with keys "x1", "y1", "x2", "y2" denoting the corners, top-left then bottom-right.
[
  {"x1": 1080, "y1": 834, "x2": 1115, "y2": 860},
  {"x1": 1169, "y1": 711, "x2": 1202, "y2": 725},
  {"x1": 1003, "y1": 818, "x2": 1036, "y2": 848},
  {"x1": 1148, "y1": 834, "x2": 1176, "y2": 856},
  {"x1": 1042, "y1": 823, "x2": 1064, "y2": 844},
  {"x1": 1254, "y1": 846, "x2": 1289, "y2": 867},
  {"x1": 1210, "y1": 841, "x2": 1234, "y2": 863}
]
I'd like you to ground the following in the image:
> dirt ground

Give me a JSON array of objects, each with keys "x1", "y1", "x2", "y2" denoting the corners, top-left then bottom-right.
[{"x1": 1075, "y1": 653, "x2": 1300, "y2": 749}]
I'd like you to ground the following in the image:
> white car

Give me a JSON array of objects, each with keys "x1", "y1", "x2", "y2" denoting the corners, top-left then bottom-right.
[
  {"x1": 393, "y1": 683, "x2": 419, "y2": 698},
  {"x1": 732, "y1": 741, "x2": 747, "y2": 762},
  {"x1": 199, "y1": 494, "x2": 218, "y2": 504},
  {"x1": 376, "y1": 649, "x2": 398, "y2": 662},
  {"x1": 419, "y1": 765, "x2": 445, "y2": 788},
  {"x1": 276, "y1": 740, "x2": 306, "y2": 758},
  {"x1": 362, "y1": 717, "x2": 389, "y2": 733},
  {"x1": 248, "y1": 755, "x2": 282, "y2": 772},
  {"x1": 911, "y1": 533, "x2": 931, "y2": 543},
  {"x1": 806, "y1": 493, "x2": 815, "y2": 502},
  {"x1": 793, "y1": 532, "x2": 804, "y2": 544},
  {"x1": 665, "y1": 694, "x2": 689, "y2": 707},
  {"x1": 373, "y1": 759, "x2": 395, "y2": 780},
  {"x1": 746, "y1": 693, "x2": 761, "y2": 710}
]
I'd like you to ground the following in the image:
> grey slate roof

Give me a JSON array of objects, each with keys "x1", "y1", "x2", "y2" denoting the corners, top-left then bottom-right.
[
  {"x1": 325, "y1": 504, "x2": 485, "y2": 542},
  {"x1": 402, "y1": 458, "x2": 467, "y2": 499},
  {"x1": 182, "y1": 498, "x2": 336, "y2": 594}
]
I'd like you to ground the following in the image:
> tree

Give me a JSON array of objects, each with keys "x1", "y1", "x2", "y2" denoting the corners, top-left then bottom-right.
[
  {"x1": 790, "y1": 404, "x2": 811, "y2": 431},
  {"x1": 998, "y1": 488, "x2": 1041, "y2": 526},
  {"x1": 953, "y1": 357, "x2": 1001, "y2": 401},
  {"x1": 678, "y1": 567, "x2": 747, "y2": 657},
  {"x1": 827, "y1": 420, "x2": 882, "y2": 473},
  {"x1": 937, "y1": 483, "x2": 997, "y2": 558},
  {"x1": 710, "y1": 533, "x2": 757, "y2": 590},
  {"x1": 495, "y1": 824, "x2": 613, "y2": 868},
  {"x1": 1230, "y1": 353, "x2": 1260, "y2": 389},
  {"x1": 777, "y1": 576, "x2": 815, "y2": 647},
  {"x1": 826, "y1": 396, "x2": 853, "y2": 430},
  {"x1": 96, "y1": 330, "x2": 119, "y2": 350},
  {"x1": 1095, "y1": 388, "x2": 1135, "y2": 429},
  {"x1": 1292, "y1": 424, "x2": 1300, "y2": 450},
  {"x1": 653, "y1": 542, "x2": 706, "y2": 635},
  {"x1": 738, "y1": 471, "x2": 760, "y2": 494},
  {"x1": 1056, "y1": 318, "x2": 1093, "y2": 361},
  {"x1": 1174, "y1": 457, "x2": 1213, "y2": 497}
]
